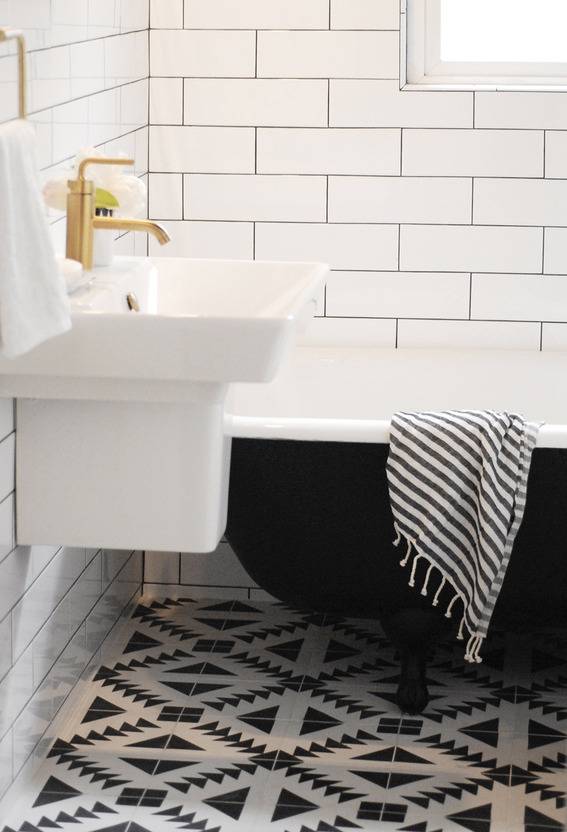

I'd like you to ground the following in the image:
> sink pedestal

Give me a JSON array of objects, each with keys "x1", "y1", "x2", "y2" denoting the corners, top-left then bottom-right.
[{"x1": 17, "y1": 393, "x2": 231, "y2": 552}]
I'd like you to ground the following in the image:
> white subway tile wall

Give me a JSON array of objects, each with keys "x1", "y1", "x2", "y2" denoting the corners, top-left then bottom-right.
[
  {"x1": 0, "y1": 0, "x2": 147, "y2": 795},
  {"x1": 148, "y1": 2, "x2": 567, "y2": 352}
]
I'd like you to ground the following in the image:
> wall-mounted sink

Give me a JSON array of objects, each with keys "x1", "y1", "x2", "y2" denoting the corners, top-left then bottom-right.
[
  {"x1": 0, "y1": 256, "x2": 327, "y2": 398},
  {"x1": 1, "y1": 256, "x2": 328, "y2": 553}
]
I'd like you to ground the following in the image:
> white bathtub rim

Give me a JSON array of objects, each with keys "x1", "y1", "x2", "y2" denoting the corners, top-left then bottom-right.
[{"x1": 226, "y1": 414, "x2": 567, "y2": 449}]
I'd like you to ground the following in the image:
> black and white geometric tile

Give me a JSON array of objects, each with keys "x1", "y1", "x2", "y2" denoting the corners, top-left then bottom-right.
[{"x1": 3, "y1": 597, "x2": 567, "y2": 831}]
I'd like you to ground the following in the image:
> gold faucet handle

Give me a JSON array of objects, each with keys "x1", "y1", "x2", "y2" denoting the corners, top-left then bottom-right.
[{"x1": 77, "y1": 156, "x2": 135, "y2": 183}]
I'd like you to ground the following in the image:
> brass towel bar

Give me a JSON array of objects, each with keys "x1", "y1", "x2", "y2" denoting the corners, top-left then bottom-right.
[{"x1": 0, "y1": 27, "x2": 27, "y2": 119}]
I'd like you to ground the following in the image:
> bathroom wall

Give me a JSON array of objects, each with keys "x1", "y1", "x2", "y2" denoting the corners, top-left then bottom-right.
[
  {"x1": 147, "y1": 0, "x2": 567, "y2": 353},
  {"x1": 0, "y1": 0, "x2": 148, "y2": 795},
  {"x1": 145, "y1": 0, "x2": 567, "y2": 595}
]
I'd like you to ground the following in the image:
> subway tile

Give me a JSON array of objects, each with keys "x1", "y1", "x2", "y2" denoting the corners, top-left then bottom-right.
[
  {"x1": 329, "y1": 176, "x2": 472, "y2": 224},
  {"x1": 119, "y1": 78, "x2": 149, "y2": 133},
  {"x1": 0, "y1": 400, "x2": 13, "y2": 442},
  {"x1": 476, "y1": 91, "x2": 567, "y2": 130},
  {"x1": 257, "y1": 128, "x2": 401, "y2": 175},
  {"x1": 51, "y1": 98, "x2": 89, "y2": 164},
  {"x1": 400, "y1": 225, "x2": 543, "y2": 273},
  {"x1": 257, "y1": 31, "x2": 399, "y2": 80},
  {"x1": 0, "y1": 433, "x2": 15, "y2": 502},
  {"x1": 150, "y1": 126, "x2": 255, "y2": 173},
  {"x1": 331, "y1": 0, "x2": 400, "y2": 29},
  {"x1": 150, "y1": 78, "x2": 183, "y2": 125},
  {"x1": 397, "y1": 320, "x2": 541, "y2": 350},
  {"x1": 474, "y1": 179, "x2": 567, "y2": 227},
  {"x1": 184, "y1": 0, "x2": 330, "y2": 29},
  {"x1": 149, "y1": 173, "x2": 183, "y2": 219},
  {"x1": 11, "y1": 547, "x2": 86, "y2": 661},
  {"x1": 12, "y1": 680, "x2": 52, "y2": 775},
  {"x1": 0, "y1": 647, "x2": 33, "y2": 741},
  {"x1": 402, "y1": 129, "x2": 543, "y2": 178},
  {"x1": 472, "y1": 274, "x2": 567, "y2": 322},
  {"x1": 120, "y1": 0, "x2": 150, "y2": 32},
  {"x1": 0, "y1": 614, "x2": 11, "y2": 682},
  {"x1": 184, "y1": 174, "x2": 327, "y2": 222},
  {"x1": 151, "y1": 0, "x2": 183, "y2": 28},
  {"x1": 149, "y1": 220, "x2": 254, "y2": 259},
  {"x1": 151, "y1": 30, "x2": 255, "y2": 78},
  {"x1": 542, "y1": 323, "x2": 567, "y2": 350},
  {"x1": 184, "y1": 79, "x2": 328, "y2": 127},
  {"x1": 255, "y1": 223, "x2": 399, "y2": 271},
  {"x1": 544, "y1": 228, "x2": 567, "y2": 274},
  {"x1": 102, "y1": 549, "x2": 132, "y2": 589},
  {"x1": 331, "y1": 80, "x2": 473, "y2": 128},
  {"x1": 144, "y1": 551, "x2": 180, "y2": 584},
  {"x1": 0, "y1": 729, "x2": 12, "y2": 800},
  {"x1": 70, "y1": 39, "x2": 105, "y2": 99},
  {"x1": 105, "y1": 30, "x2": 148, "y2": 86},
  {"x1": 326, "y1": 271, "x2": 470, "y2": 319},
  {"x1": 179, "y1": 540, "x2": 257, "y2": 587},
  {"x1": 0, "y1": 495, "x2": 14, "y2": 562},
  {"x1": 298, "y1": 317, "x2": 397, "y2": 347},
  {"x1": 545, "y1": 131, "x2": 567, "y2": 178},
  {"x1": 0, "y1": 546, "x2": 33, "y2": 623}
]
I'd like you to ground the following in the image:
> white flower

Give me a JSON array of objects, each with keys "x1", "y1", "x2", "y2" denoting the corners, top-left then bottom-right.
[
  {"x1": 43, "y1": 176, "x2": 69, "y2": 212},
  {"x1": 42, "y1": 147, "x2": 147, "y2": 218}
]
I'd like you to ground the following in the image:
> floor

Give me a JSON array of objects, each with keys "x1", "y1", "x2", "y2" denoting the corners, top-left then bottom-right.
[{"x1": 2, "y1": 597, "x2": 567, "y2": 832}]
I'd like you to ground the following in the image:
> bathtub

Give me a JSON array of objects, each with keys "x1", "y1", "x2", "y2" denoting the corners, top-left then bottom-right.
[{"x1": 224, "y1": 345, "x2": 567, "y2": 714}]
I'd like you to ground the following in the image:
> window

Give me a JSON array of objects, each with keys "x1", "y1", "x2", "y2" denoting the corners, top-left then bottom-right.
[{"x1": 405, "y1": 0, "x2": 567, "y2": 88}]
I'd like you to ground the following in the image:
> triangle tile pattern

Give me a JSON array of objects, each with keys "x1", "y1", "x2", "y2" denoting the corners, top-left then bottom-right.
[{"x1": 4, "y1": 597, "x2": 567, "y2": 831}]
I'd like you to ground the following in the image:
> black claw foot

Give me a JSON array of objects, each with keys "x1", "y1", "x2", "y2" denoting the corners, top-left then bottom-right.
[
  {"x1": 381, "y1": 607, "x2": 448, "y2": 716},
  {"x1": 397, "y1": 655, "x2": 429, "y2": 715}
]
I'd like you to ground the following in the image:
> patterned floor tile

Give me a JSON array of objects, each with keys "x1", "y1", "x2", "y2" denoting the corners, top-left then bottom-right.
[{"x1": 2, "y1": 598, "x2": 567, "y2": 832}]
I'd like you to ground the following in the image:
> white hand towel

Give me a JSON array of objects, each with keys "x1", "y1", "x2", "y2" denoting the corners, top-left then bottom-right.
[{"x1": 0, "y1": 120, "x2": 71, "y2": 358}]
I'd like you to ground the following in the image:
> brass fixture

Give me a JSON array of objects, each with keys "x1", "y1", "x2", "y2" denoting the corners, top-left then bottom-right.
[
  {"x1": 66, "y1": 156, "x2": 171, "y2": 270},
  {"x1": 0, "y1": 27, "x2": 27, "y2": 119},
  {"x1": 126, "y1": 292, "x2": 140, "y2": 312}
]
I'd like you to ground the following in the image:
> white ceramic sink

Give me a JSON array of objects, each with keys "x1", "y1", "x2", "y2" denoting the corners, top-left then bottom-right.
[
  {"x1": 9, "y1": 255, "x2": 328, "y2": 554},
  {"x1": 0, "y1": 256, "x2": 327, "y2": 397}
]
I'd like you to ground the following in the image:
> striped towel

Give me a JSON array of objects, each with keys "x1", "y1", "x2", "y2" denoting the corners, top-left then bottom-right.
[{"x1": 386, "y1": 410, "x2": 540, "y2": 663}]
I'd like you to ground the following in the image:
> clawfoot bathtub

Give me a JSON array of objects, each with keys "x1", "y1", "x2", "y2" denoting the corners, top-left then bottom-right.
[{"x1": 225, "y1": 345, "x2": 567, "y2": 714}]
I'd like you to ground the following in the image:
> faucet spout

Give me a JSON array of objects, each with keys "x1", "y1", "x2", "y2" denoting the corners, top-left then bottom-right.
[{"x1": 93, "y1": 217, "x2": 171, "y2": 246}]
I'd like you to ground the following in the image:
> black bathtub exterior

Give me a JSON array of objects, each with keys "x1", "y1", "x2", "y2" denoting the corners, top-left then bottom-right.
[{"x1": 226, "y1": 438, "x2": 567, "y2": 712}]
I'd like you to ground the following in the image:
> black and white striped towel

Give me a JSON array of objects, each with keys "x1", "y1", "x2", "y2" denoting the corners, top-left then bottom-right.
[{"x1": 386, "y1": 410, "x2": 540, "y2": 663}]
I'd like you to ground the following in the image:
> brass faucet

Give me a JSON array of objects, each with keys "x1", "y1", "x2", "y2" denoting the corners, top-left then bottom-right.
[{"x1": 66, "y1": 157, "x2": 171, "y2": 270}]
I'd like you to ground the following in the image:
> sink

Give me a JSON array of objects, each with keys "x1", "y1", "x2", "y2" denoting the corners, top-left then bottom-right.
[
  {"x1": 3, "y1": 256, "x2": 328, "y2": 553},
  {"x1": 0, "y1": 256, "x2": 328, "y2": 397}
]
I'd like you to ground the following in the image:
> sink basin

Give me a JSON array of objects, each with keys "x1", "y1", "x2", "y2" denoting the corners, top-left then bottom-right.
[
  {"x1": 7, "y1": 256, "x2": 328, "y2": 553},
  {"x1": 0, "y1": 256, "x2": 327, "y2": 398}
]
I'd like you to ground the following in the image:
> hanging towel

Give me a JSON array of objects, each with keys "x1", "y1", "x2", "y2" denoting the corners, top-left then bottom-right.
[
  {"x1": 387, "y1": 410, "x2": 540, "y2": 663},
  {"x1": 0, "y1": 120, "x2": 71, "y2": 358}
]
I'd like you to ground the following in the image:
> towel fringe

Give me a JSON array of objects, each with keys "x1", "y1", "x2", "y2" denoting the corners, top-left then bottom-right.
[
  {"x1": 399, "y1": 537, "x2": 413, "y2": 568},
  {"x1": 421, "y1": 563, "x2": 435, "y2": 597},
  {"x1": 465, "y1": 634, "x2": 484, "y2": 664},
  {"x1": 392, "y1": 523, "x2": 402, "y2": 548},
  {"x1": 408, "y1": 553, "x2": 421, "y2": 588},
  {"x1": 432, "y1": 577, "x2": 446, "y2": 607},
  {"x1": 445, "y1": 593, "x2": 460, "y2": 620},
  {"x1": 391, "y1": 527, "x2": 485, "y2": 664}
]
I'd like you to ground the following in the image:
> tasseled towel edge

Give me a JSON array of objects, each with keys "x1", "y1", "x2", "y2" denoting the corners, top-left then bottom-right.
[{"x1": 393, "y1": 522, "x2": 485, "y2": 664}]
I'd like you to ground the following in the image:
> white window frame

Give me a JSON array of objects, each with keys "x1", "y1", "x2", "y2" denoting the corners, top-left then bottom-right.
[{"x1": 404, "y1": 0, "x2": 567, "y2": 90}]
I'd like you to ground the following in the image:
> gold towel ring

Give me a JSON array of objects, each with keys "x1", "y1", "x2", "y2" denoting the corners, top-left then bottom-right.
[{"x1": 0, "y1": 27, "x2": 27, "y2": 120}]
